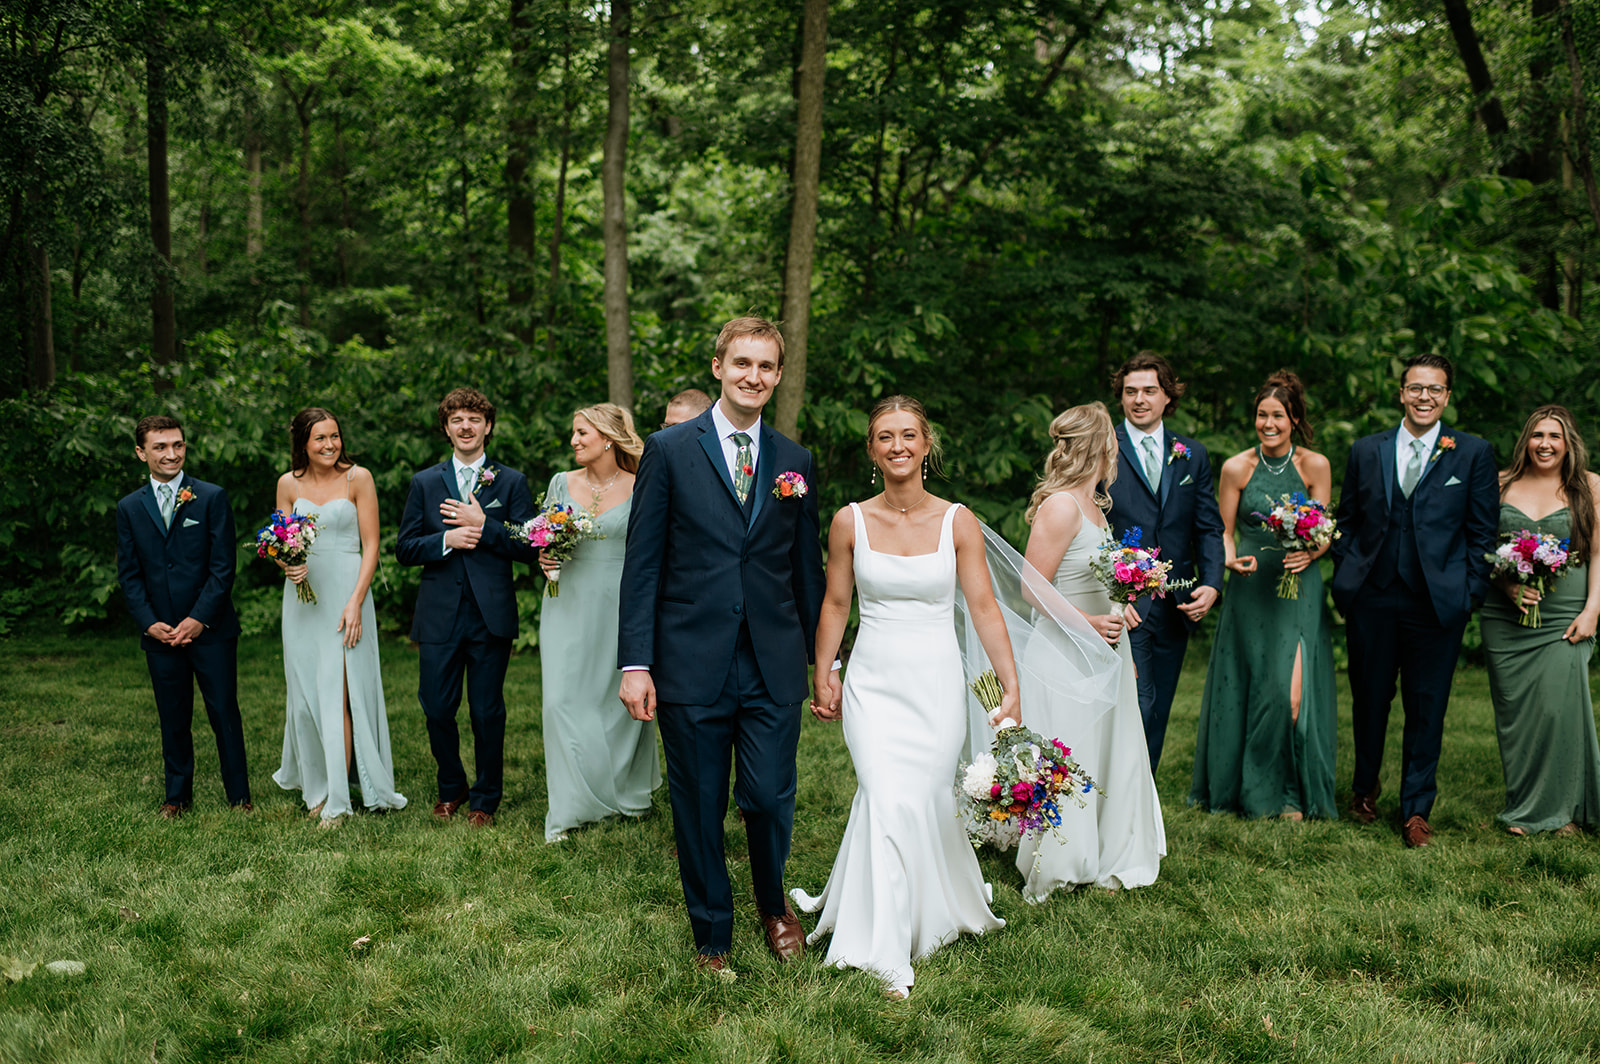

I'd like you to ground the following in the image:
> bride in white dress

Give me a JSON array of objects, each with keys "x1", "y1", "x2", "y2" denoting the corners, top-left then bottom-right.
[
  {"x1": 793, "y1": 396, "x2": 1020, "y2": 1001},
  {"x1": 1017, "y1": 401, "x2": 1166, "y2": 896}
]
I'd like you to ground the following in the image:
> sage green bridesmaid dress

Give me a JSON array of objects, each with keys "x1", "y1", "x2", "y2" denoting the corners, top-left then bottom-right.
[
  {"x1": 1190, "y1": 449, "x2": 1338, "y2": 819},
  {"x1": 538, "y1": 472, "x2": 661, "y2": 841},
  {"x1": 1480, "y1": 504, "x2": 1600, "y2": 834}
]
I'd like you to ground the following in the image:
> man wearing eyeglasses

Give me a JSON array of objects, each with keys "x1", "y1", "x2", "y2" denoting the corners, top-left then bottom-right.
[{"x1": 1331, "y1": 354, "x2": 1498, "y2": 848}]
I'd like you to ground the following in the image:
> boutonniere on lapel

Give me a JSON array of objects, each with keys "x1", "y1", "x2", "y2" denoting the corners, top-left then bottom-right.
[
  {"x1": 1431, "y1": 436, "x2": 1455, "y2": 463},
  {"x1": 175, "y1": 486, "x2": 196, "y2": 507},
  {"x1": 474, "y1": 465, "x2": 498, "y2": 491},
  {"x1": 772, "y1": 472, "x2": 809, "y2": 499},
  {"x1": 1168, "y1": 441, "x2": 1190, "y2": 465}
]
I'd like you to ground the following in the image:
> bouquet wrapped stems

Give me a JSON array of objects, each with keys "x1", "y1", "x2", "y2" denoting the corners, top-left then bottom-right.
[{"x1": 1277, "y1": 567, "x2": 1301, "y2": 601}]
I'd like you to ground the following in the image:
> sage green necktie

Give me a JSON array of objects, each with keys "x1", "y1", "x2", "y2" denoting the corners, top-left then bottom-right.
[
  {"x1": 1141, "y1": 436, "x2": 1162, "y2": 492},
  {"x1": 158, "y1": 483, "x2": 175, "y2": 529},
  {"x1": 1400, "y1": 439, "x2": 1425, "y2": 498},
  {"x1": 732, "y1": 432, "x2": 754, "y2": 505}
]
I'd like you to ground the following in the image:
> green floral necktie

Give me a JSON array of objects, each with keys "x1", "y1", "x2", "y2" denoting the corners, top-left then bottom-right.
[{"x1": 732, "y1": 432, "x2": 754, "y2": 505}]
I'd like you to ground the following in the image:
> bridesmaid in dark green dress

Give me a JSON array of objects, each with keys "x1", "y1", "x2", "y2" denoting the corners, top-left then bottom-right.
[
  {"x1": 1191, "y1": 372, "x2": 1338, "y2": 820},
  {"x1": 1481, "y1": 405, "x2": 1600, "y2": 837}
]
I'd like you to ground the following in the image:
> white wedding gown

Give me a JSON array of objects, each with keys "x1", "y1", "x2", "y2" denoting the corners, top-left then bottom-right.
[
  {"x1": 1016, "y1": 494, "x2": 1165, "y2": 898},
  {"x1": 792, "y1": 502, "x2": 1004, "y2": 997}
]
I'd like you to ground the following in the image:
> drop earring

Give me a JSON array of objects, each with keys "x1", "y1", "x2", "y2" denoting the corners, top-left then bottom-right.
[
  {"x1": 922, "y1": 458, "x2": 929, "y2": 480},
  {"x1": 871, "y1": 465, "x2": 878, "y2": 487}
]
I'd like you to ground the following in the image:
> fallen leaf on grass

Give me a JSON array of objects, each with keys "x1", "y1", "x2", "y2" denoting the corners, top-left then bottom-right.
[
  {"x1": 119, "y1": 907, "x2": 141, "y2": 921},
  {"x1": 45, "y1": 960, "x2": 86, "y2": 976},
  {"x1": 1262, "y1": 1015, "x2": 1278, "y2": 1038},
  {"x1": 2, "y1": 955, "x2": 38, "y2": 983},
  {"x1": 352, "y1": 936, "x2": 372, "y2": 950}
]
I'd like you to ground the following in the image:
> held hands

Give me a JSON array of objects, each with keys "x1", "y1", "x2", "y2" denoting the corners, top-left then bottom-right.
[
  {"x1": 338, "y1": 600, "x2": 363, "y2": 648},
  {"x1": 1177, "y1": 584, "x2": 1219, "y2": 622},
  {"x1": 1226, "y1": 555, "x2": 1258, "y2": 576},
  {"x1": 810, "y1": 667, "x2": 843, "y2": 722},
  {"x1": 620, "y1": 670, "x2": 657, "y2": 722}
]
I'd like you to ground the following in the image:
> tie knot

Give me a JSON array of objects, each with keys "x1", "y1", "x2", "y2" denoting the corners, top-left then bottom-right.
[
  {"x1": 1413, "y1": 439, "x2": 1426, "y2": 454},
  {"x1": 732, "y1": 432, "x2": 751, "y2": 446}
]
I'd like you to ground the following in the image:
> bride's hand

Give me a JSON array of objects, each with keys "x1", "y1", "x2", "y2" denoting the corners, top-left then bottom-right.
[
  {"x1": 988, "y1": 687, "x2": 1021, "y2": 728},
  {"x1": 1091, "y1": 611, "x2": 1124, "y2": 646},
  {"x1": 811, "y1": 670, "x2": 842, "y2": 722}
]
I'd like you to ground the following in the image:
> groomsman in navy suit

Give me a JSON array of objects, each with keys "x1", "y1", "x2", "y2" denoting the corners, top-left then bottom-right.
[
  {"x1": 1105, "y1": 352, "x2": 1226, "y2": 774},
  {"x1": 396, "y1": 388, "x2": 537, "y2": 828},
  {"x1": 1332, "y1": 354, "x2": 1498, "y2": 847},
  {"x1": 115, "y1": 415, "x2": 252, "y2": 818},
  {"x1": 618, "y1": 317, "x2": 829, "y2": 979}
]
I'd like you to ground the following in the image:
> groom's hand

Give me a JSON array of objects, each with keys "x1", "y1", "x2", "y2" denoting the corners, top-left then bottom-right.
[
  {"x1": 443, "y1": 526, "x2": 482, "y2": 551},
  {"x1": 441, "y1": 493, "x2": 485, "y2": 529},
  {"x1": 620, "y1": 670, "x2": 657, "y2": 721},
  {"x1": 1176, "y1": 585, "x2": 1218, "y2": 622},
  {"x1": 811, "y1": 668, "x2": 842, "y2": 722}
]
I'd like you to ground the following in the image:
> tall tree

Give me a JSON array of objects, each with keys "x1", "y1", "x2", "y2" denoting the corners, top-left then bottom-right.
[
  {"x1": 602, "y1": 0, "x2": 632, "y2": 410},
  {"x1": 773, "y1": 0, "x2": 827, "y2": 441},
  {"x1": 505, "y1": 0, "x2": 540, "y2": 342},
  {"x1": 146, "y1": 14, "x2": 178, "y2": 364}
]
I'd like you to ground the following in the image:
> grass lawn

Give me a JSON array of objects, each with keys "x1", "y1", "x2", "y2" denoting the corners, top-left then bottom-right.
[{"x1": 2, "y1": 625, "x2": 1599, "y2": 1063}]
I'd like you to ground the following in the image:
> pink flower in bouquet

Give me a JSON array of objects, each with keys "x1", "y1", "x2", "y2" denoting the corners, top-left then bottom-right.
[
  {"x1": 990, "y1": 783, "x2": 1003, "y2": 798},
  {"x1": 1010, "y1": 781, "x2": 1033, "y2": 800},
  {"x1": 1114, "y1": 561, "x2": 1135, "y2": 582}
]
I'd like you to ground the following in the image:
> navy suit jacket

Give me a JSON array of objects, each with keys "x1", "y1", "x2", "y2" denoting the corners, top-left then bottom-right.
[
  {"x1": 1330, "y1": 424, "x2": 1498, "y2": 629},
  {"x1": 617, "y1": 407, "x2": 827, "y2": 707},
  {"x1": 115, "y1": 477, "x2": 241, "y2": 651},
  {"x1": 395, "y1": 459, "x2": 538, "y2": 642},
  {"x1": 1106, "y1": 424, "x2": 1226, "y2": 628}
]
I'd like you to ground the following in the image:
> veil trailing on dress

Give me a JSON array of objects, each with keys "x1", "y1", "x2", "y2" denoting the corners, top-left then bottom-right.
[{"x1": 953, "y1": 520, "x2": 1122, "y2": 770}]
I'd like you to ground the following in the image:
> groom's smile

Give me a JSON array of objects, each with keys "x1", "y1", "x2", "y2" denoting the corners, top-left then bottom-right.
[{"x1": 713, "y1": 336, "x2": 783, "y2": 424}]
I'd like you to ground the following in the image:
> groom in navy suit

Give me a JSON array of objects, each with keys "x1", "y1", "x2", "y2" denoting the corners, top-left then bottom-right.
[
  {"x1": 396, "y1": 388, "x2": 537, "y2": 828},
  {"x1": 1332, "y1": 354, "x2": 1498, "y2": 847},
  {"x1": 619, "y1": 316, "x2": 829, "y2": 978},
  {"x1": 1105, "y1": 353, "x2": 1226, "y2": 774},
  {"x1": 115, "y1": 415, "x2": 252, "y2": 817}
]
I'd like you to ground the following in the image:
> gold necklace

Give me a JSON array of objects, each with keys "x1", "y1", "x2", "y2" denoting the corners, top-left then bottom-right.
[
  {"x1": 587, "y1": 468, "x2": 622, "y2": 509},
  {"x1": 886, "y1": 491, "x2": 929, "y2": 514}
]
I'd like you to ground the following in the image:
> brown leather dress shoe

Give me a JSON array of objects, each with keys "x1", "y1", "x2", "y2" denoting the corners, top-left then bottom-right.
[
  {"x1": 1348, "y1": 784, "x2": 1380, "y2": 825},
  {"x1": 158, "y1": 803, "x2": 187, "y2": 820},
  {"x1": 695, "y1": 953, "x2": 736, "y2": 981},
  {"x1": 432, "y1": 793, "x2": 468, "y2": 820},
  {"x1": 1402, "y1": 815, "x2": 1433, "y2": 848},
  {"x1": 762, "y1": 897, "x2": 805, "y2": 962},
  {"x1": 232, "y1": 801, "x2": 254, "y2": 813},
  {"x1": 466, "y1": 809, "x2": 494, "y2": 828}
]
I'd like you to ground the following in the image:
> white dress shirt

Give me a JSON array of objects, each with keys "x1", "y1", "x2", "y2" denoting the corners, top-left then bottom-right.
[
  {"x1": 1123, "y1": 419, "x2": 1165, "y2": 488},
  {"x1": 710, "y1": 401, "x2": 761, "y2": 485},
  {"x1": 441, "y1": 454, "x2": 486, "y2": 555},
  {"x1": 1395, "y1": 421, "x2": 1442, "y2": 490},
  {"x1": 151, "y1": 470, "x2": 187, "y2": 498}
]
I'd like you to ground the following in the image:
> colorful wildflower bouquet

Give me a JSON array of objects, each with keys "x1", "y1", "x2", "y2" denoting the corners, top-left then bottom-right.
[
  {"x1": 519, "y1": 498, "x2": 601, "y2": 597},
  {"x1": 256, "y1": 510, "x2": 320, "y2": 604},
  {"x1": 1253, "y1": 492, "x2": 1341, "y2": 600},
  {"x1": 1089, "y1": 526, "x2": 1194, "y2": 629},
  {"x1": 1486, "y1": 530, "x2": 1574, "y2": 628},
  {"x1": 956, "y1": 670, "x2": 1098, "y2": 850}
]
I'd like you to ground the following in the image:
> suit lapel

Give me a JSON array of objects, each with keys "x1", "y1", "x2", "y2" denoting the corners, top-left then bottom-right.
[
  {"x1": 140, "y1": 483, "x2": 167, "y2": 536},
  {"x1": 1117, "y1": 425, "x2": 1156, "y2": 499},
  {"x1": 1158, "y1": 435, "x2": 1176, "y2": 510},
  {"x1": 1379, "y1": 428, "x2": 1399, "y2": 509},
  {"x1": 440, "y1": 461, "x2": 462, "y2": 502},
  {"x1": 697, "y1": 421, "x2": 742, "y2": 511},
  {"x1": 748, "y1": 424, "x2": 779, "y2": 528},
  {"x1": 1414, "y1": 427, "x2": 1453, "y2": 496}
]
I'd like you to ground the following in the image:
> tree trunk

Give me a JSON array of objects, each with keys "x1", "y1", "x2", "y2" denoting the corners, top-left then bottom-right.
[
  {"x1": 245, "y1": 117, "x2": 263, "y2": 265},
  {"x1": 773, "y1": 0, "x2": 828, "y2": 441},
  {"x1": 147, "y1": 32, "x2": 177, "y2": 367},
  {"x1": 28, "y1": 238, "x2": 54, "y2": 390},
  {"x1": 507, "y1": 0, "x2": 538, "y2": 342},
  {"x1": 1441, "y1": 0, "x2": 1530, "y2": 177},
  {"x1": 602, "y1": 0, "x2": 633, "y2": 410},
  {"x1": 1561, "y1": 0, "x2": 1600, "y2": 244},
  {"x1": 547, "y1": 0, "x2": 576, "y2": 353},
  {"x1": 334, "y1": 110, "x2": 351, "y2": 288},
  {"x1": 295, "y1": 97, "x2": 312, "y2": 327}
]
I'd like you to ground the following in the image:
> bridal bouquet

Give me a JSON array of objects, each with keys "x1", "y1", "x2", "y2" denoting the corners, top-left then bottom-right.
[
  {"x1": 256, "y1": 509, "x2": 320, "y2": 604},
  {"x1": 1089, "y1": 526, "x2": 1194, "y2": 614},
  {"x1": 956, "y1": 670, "x2": 1098, "y2": 850},
  {"x1": 1253, "y1": 492, "x2": 1340, "y2": 600},
  {"x1": 519, "y1": 499, "x2": 601, "y2": 597},
  {"x1": 1486, "y1": 530, "x2": 1573, "y2": 629}
]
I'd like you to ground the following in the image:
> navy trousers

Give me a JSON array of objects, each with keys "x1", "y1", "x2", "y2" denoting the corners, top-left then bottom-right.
[
  {"x1": 418, "y1": 591, "x2": 511, "y2": 813},
  {"x1": 1346, "y1": 580, "x2": 1467, "y2": 821},
  {"x1": 145, "y1": 639, "x2": 251, "y2": 806},
  {"x1": 656, "y1": 622, "x2": 803, "y2": 957},
  {"x1": 1128, "y1": 595, "x2": 1190, "y2": 774}
]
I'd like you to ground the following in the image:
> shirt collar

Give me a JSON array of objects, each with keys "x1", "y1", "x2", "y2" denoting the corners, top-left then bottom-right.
[
  {"x1": 1124, "y1": 420, "x2": 1164, "y2": 452},
  {"x1": 711, "y1": 400, "x2": 761, "y2": 444},
  {"x1": 1399, "y1": 420, "x2": 1442, "y2": 452},
  {"x1": 451, "y1": 454, "x2": 486, "y2": 477},
  {"x1": 152, "y1": 471, "x2": 186, "y2": 495}
]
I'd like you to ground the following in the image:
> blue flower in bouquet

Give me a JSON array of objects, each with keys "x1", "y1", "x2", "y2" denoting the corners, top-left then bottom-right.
[{"x1": 1121, "y1": 526, "x2": 1144, "y2": 549}]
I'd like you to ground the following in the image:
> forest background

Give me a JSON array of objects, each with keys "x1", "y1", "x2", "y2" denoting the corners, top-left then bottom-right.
[{"x1": 4, "y1": 0, "x2": 1600, "y2": 643}]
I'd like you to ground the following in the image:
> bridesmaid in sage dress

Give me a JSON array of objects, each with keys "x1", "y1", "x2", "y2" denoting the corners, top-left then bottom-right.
[
  {"x1": 1481, "y1": 405, "x2": 1600, "y2": 836},
  {"x1": 1190, "y1": 373, "x2": 1337, "y2": 820},
  {"x1": 538, "y1": 403, "x2": 661, "y2": 842},
  {"x1": 272, "y1": 408, "x2": 406, "y2": 826}
]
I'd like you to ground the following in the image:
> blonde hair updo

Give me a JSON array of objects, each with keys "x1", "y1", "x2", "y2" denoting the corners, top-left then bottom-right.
[
  {"x1": 1027, "y1": 401, "x2": 1118, "y2": 524},
  {"x1": 573, "y1": 403, "x2": 645, "y2": 473}
]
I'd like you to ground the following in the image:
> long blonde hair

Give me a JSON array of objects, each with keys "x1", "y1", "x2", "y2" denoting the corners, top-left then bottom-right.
[
  {"x1": 1027, "y1": 401, "x2": 1118, "y2": 523},
  {"x1": 574, "y1": 403, "x2": 645, "y2": 473}
]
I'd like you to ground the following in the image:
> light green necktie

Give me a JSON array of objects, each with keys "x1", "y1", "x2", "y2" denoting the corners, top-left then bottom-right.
[
  {"x1": 1141, "y1": 435, "x2": 1162, "y2": 492},
  {"x1": 1400, "y1": 438, "x2": 1425, "y2": 498},
  {"x1": 158, "y1": 483, "x2": 175, "y2": 529},
  {"x1": 458, "y1": 466, "x2": 477, "y2": 499},
  {"x1": 732, "y1": 432, "x2": 754, "y2": 505}
]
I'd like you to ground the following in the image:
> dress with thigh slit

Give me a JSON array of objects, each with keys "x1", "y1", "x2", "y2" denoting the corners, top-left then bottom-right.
[
  {"x1": 1189, "y1": 452, "x2": 1338, "y2": 819},
  {"x1": 273, "y1": 475, "x2": 406, "y2": 819}
]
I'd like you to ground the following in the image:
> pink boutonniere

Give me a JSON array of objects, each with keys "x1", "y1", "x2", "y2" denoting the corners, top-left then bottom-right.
[
  {"x1": 474, "y1": 465, "x2": 498, "y2": 490},
  {"x1": 1168, "y1": 441, "x2": 1190, "y2": 465},
  {"x1": 176, "y1": 487, "x2": 196, "y2": 507},
  {"x1": 1431, "y1": 436, "x2": 1455, "y2": 463},
  {"x1": 773, "y1": 471, "x2": 809, "y2": 499}
]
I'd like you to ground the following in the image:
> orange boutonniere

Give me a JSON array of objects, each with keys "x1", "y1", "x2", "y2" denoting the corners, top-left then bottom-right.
[
  {"x1": 176, "y1": 487, "x2": 196, "y2": 506},
  {"x1": 772, "y1": 472, "x2": 809, "y2": 499},
  {"x1": 1431, "y1": 436, "x2": 1456, "y2": 463}
]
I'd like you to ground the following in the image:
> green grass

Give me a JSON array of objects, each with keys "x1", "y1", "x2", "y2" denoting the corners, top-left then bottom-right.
[{"x1": 2, "y1": 627, "x2": 1599, "y2": 1063}]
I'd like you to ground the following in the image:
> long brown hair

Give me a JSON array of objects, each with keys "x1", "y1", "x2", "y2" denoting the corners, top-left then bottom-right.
[
  {"x1": 290, "y1": 407, "x2": 354, "y2": 476},
  {"x1": 1502, "y1": 404, "x2": 1595, "y2": 564},
  {"x1": 1027, "y1": 402, "x2": 1118, "y2": 523}
]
